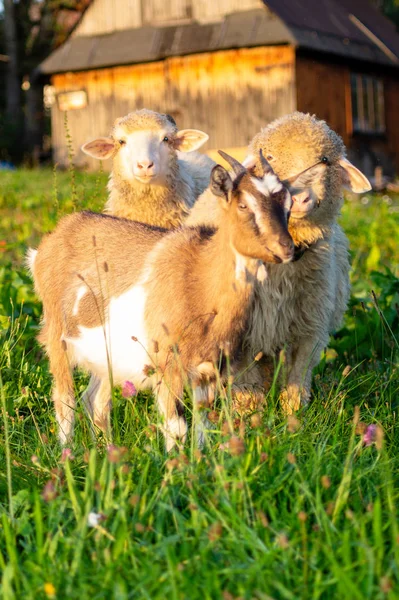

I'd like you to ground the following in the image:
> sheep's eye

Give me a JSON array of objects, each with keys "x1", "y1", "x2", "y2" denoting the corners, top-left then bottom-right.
[
  {"x1": 266, "y1": 154, "x2": 274, "y2": 161},
  {"x1": 163, "y1": 136, "x2": 169, "y2": 142},
  {"x1": 321, "y1": 156, "x2": 329, "y2": 164},
  {"x1": 119, "y1": 139, "x2": 126, "y2": 145}
]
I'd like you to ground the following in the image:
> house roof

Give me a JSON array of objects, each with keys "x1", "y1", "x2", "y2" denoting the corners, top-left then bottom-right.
[{"x1": 39, "y1": 0, "x2": 399, "y2": 75}]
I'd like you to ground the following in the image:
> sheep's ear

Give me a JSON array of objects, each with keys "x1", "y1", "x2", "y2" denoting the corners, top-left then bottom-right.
[
  {"x1": 211, "y1": 165, "x2": 233, "y2": 202},
  {"x1": 339, "y1": 157, "x2": 372, "y2": 193},
  {"x1": 174, "y1": 129, "x2": 209, "y2": 152},
  {"x1": 284, "y1": 163, "x2": 327, "y2": 194},
  {"x1": 81, "y1": 137, "x2": 115, "y2": 159}
]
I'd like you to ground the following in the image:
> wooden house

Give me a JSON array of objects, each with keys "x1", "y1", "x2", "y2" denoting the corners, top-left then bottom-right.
[{"x1": 39, "y1": 0, "x2": 399, "y2": 176}]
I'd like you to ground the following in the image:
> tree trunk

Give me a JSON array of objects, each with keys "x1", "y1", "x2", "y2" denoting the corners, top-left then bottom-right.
[{"x1": 4, "y1": 0, "x2": 21, "y2": 123}]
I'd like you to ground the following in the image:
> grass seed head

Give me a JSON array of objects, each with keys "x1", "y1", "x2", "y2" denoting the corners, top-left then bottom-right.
[
  {"x1": 228, "y1": 436, "x2": 246, "y2": 456},
  {"x1": 321, "y1": 475, "x2": 331, "y2": 489},
  {"x1": 208, "y1": 522, "x2": 223, "y2": 541},
  {"x1": 42, "y1": 480, "x2": 57, "y2": 502}
]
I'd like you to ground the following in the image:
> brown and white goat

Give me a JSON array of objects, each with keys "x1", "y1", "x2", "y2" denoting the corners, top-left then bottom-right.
[{"x1": 29, "y1": 152, "x2": 304, "y2": 450}]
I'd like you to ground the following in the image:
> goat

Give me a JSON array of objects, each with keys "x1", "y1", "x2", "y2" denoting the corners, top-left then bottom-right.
[
  {"x1": 29, "y1": 152, "x2": 296, "y2": 450},
  {"x1": 187, "y1": 113, "x2": 371, "y2": 413},
  {"x1": 81, "y1": 109, "x2": 215, "y2": 228}
]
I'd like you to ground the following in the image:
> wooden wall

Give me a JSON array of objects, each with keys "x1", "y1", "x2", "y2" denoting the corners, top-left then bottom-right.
[
  {"x1": 50, "y1": 45, "x2": 296, "y2": 168},
  {"x1": 296, "y1": 56, "x2": 350, "y2": 145},
  {"x1": 296, "y1": 55, "x2": 399, "y2": 173},
  {"x1": 73, "y1": 0, "x2": 263, "y2": 36}
]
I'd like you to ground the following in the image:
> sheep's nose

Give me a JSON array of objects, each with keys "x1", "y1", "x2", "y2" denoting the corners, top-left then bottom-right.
[{"x1": 137, "y1": 160, "x2": 154, "y2": 170}]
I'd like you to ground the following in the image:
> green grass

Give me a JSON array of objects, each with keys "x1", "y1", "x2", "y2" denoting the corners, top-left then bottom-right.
[{"x1": 0, "y1": 168, "x2": 399, "y2": 599}]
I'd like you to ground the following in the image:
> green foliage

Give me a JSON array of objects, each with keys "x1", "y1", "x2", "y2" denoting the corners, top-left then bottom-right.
[{"x1": 0, "y1": 171, "x2": 398, "y2": 598}]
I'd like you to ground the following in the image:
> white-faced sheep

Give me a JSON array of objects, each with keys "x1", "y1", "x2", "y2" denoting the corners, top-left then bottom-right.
[
  {"x1": 29, "y1": 152, "x2": 319, "y2": 450},
  {"x1": 81, "y1": 109, "x2": 215, "y2": 228},
  {"x1": 187, "y1": 112, "x2": 371, "y2": 413}
]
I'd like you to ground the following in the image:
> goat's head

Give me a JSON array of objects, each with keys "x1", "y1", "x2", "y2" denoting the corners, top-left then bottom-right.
[
  {"x1": 81, "y1": 109, "x2": 209, "y2": 185},
  {"x1": 211, "y1": 151, "x2": 295, "y2": 264}
]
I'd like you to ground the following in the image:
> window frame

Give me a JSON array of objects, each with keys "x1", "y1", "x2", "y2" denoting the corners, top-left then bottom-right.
[{"x1": 350, "y1": 73, "x2": 385, "y2": 135}]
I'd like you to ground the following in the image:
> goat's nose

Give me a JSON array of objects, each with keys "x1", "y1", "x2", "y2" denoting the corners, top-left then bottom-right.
[{"x1": 137, "y1": 160, "x2": 154, "y2": 170}]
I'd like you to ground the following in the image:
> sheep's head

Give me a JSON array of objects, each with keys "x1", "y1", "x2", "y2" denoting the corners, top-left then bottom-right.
[
  {"x1": 82, "y1": 109, "x2": 209, "y2": 186},
  {"x1": 246, "y1": 112, "x2": 371, "y2": 228},
  {"x1": 211, "y1": 151, "x2": 295, "y2": 265}
]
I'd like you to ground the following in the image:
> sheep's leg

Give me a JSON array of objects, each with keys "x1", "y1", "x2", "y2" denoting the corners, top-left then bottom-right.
[
  {"x1": 280, "y1": 338, "x2": 325, "y2": 413},
  {"x1": 230, "y1": 350, "x2": 272, "y2": 415},
  {"x1": 156, "y1": 376, "x2": 187, "y2": 452},
  {"x1": 48, "y1": 336, "x2": 76, "y2": 445}
]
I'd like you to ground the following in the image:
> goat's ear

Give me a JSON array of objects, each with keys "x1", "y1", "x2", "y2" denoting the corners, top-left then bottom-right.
[
  {"x1": 339, "y1": 157, "x2": 372, "y2": 193},
  {"x1": 174, "y1": 129, "x2": 209, "y2": 152},
  {"x1": 284, "y1": 163, "x2": 327, "y2": 194},
  {"x1": 81, "y1": 137, "x2": 115, "y2": 160},
  {"x1": 211, "y1": 165, "x2": 233, "y2": 201}
]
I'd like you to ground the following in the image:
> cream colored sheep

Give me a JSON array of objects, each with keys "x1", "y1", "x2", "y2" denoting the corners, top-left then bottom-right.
[
  {"x1": 82, "y1": 109, "x2": 215, "y2": 228},
  {"x1": 187, "y1": 112, "x2": 371, "y2": 412}
]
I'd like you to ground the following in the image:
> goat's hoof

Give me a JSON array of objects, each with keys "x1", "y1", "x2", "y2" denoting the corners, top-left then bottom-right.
[
  {"x1": 231, "y1": 384, "x2": 266, "y2": 416},
  {"x1": 163, "y1": 416, "x2": 187, "y2": 452}
]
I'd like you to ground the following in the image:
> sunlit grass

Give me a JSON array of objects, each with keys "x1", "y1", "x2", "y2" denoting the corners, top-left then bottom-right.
[{"x1": 0, "y1": 168, "x2": 398, "y2": 599}]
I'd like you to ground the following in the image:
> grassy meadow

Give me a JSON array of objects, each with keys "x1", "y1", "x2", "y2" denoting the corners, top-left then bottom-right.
[{"x1": 0, "y1": 167, "x2": 398, "y2": 599}]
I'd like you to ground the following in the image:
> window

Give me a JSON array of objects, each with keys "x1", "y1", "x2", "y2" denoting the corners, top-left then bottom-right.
[{"x1": 351, "y1": 74, "x2": 385, "y2": 134}]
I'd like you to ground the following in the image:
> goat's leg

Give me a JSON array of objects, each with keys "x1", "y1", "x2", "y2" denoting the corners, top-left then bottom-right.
[
  {"x1": 192, "y1": 362, "x2": 216, "y2": 448},
  {"x1": 48, "y1": 338, "x2": 76, "y2": 445},
  {"x1": 156, "y1": 376, "x2": 187, "y2": 452},
  {"x1": 279, "y1": 337, "x2": 326, "y2": 413},
  {"x1": 90, "y1": 378, "x2": 112, "y2": 435}
]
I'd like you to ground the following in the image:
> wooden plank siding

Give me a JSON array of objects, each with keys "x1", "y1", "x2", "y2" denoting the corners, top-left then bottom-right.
[
  {"x1": 296, "y1": 56, "x2": 350, "y2": 145},
  {"x1": 50, "y1": 45, "x2": 296, "y2": 169}
]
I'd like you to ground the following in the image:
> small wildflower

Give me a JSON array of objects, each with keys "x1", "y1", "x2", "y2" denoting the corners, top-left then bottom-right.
[
  {"x1": 143, "y1": 364, "x2": 156, "y2": 377},
  {"x1": 257, "y1": 511, "x2": 269, "y2": 527},
  {"x1": 134, "y1": 522, "x2": 145, "y2": 533},
  {"x1": 208, "y1": 410, "x2": 219, "y2": 424},
  {"x1": 83, "y1": 450, "x2": 90, "y2": 463},
  {"x1": 275, "y1": 533, "x2": 289, "y2": 549},
  {"x1": 41, "y1": 434, "x2": 49, "y2": 444},
  {"x1": 87, "y1": 512, "x2": 106, "y2": 527},
  {"x1": 166, "y1": 458, "x2": 179, "y2": 471},
  {"x1": 31, "y1": 455, "x2": 40, "y2": 465},
  {"x1": 380, "y1": 576, "x2": 392, "y2": 594},
  {"x1": 260, "y1": 452, "x2": 268, "y2": 463},
  {"x1": 44, "y1": 582, "x2": 56, "y2": 598},
  {"x1": 287, "y1": 452, "x2": 296, "y2": 464},
  {"x1": 106, "y1": 444, "x2": 128, "y2": 463},
  {"x1": 60, "y1": 448, "x2": 74, "y2": 462},
  {"x1": 121, "y1": 380, "x2": 137, "y2": 398},
  {"x1": 208, "y1": 522, "x2": 223, "y2": 541},
  {"x1": 42, "y1": 480, "x2": 57, "y2": 502},
  {"x1": 363, "y1": 424, "x2": 384, "y2": 449},
  {"x1": 298, "y1": 511, "x2": 307, "y2": 523},
  {"x1": 221, "y1": 421, "x2": 231, "y2": 436},
  {"x1": 250, "y1": 413, "x2": 262, "y2": 428},
  {"x1": 189, "y1": 503, "x2": 198, "y2": 511},
  {"x1": 287, "y1": 415, "x2": 301, "y2": 433},
  {"x1": 129, "y1": 494, "x2": 140, "y2": 507},
  {"x1": 321, "y1": 475, "x2": 331, "y2": 489},
  {"x1": 342, "y1": 365, "x2": 351, "y2": 377},
  {"x1": 326, "y1": 501, "x2": 335, "y2": 516},
  {"x1": 228, "y1": 436, "x2": 245, "y2": 456},
  {"x1": 355, "y1": 421, "x2": 367, "y2": 435},
  {"x1": 345, "y1": 509, "x2": 354, "y2": 520}
]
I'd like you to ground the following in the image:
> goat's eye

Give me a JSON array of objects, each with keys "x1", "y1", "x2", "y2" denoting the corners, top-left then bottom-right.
[
  {"x1": 163, "y1": 136, "x2": 169, "y2": 142},
  {"x1": 238, "y1": 204, "x2": 247, "y2": 210},
  {"x1": 118, "y1": 139, "x2": 126, "y2": 145},
  {"x1": 321, "y1": 156, "x2": 329, "y2": 164}
]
